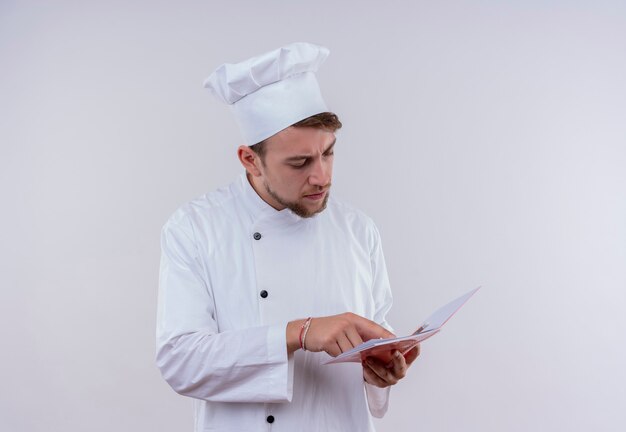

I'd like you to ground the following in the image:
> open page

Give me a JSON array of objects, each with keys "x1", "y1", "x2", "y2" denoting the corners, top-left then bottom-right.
[{"x1": 324, "y1": 286, "x2": 480, "y2": 365}]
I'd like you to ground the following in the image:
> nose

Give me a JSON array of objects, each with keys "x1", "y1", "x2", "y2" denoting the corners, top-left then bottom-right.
[{"x1": 308, "y1": 157, "x2": 331, "y2": 187}]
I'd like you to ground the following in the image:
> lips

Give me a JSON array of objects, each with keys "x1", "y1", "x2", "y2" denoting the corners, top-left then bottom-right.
[{"x1": 304, "y1": 190, "x2": 327, "y2": 199}]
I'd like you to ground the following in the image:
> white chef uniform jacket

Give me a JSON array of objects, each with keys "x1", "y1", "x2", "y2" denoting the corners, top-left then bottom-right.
[{"x1": 157, "y1": 172, "x2": 394, "y2": 432}]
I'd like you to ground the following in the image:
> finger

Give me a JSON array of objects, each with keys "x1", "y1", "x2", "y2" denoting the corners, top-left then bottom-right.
[
  {"x1": 365, "y1": 357, "x2": 398, "y2": 385},
  {"x1": 404, "y1": 345, "x2": 420, "y2": 366},
  {"x1": 345, "y1": 327, "x2": 364, "y2": 348},
  {"x1": 390, "y1": 350, "x2": 407, "y2": 379},
  {"x1": 325, "y1": 341, "x2": 342, "y2": 357},
  {"x1": 336, "y1": 333, "x2": 354, "y2": 353},
  {"x1": 362, "y1": 362, "x2": 390, "y2": 388},
  {"x1": 353, "y1": 316, "x2": 395, "y2": 341}
]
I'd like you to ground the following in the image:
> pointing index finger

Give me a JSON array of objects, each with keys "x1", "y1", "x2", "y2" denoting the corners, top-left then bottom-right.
[{"x1": 354, "y1": 316, "x2": 395, "y2": 341}]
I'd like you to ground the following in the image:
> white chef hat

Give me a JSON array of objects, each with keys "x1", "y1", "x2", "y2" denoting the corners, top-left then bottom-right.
[{"x1": 203, "y1": 42, "x2": 330, "y2": 145}]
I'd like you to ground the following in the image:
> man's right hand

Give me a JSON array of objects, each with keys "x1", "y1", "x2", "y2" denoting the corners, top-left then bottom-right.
[{"x1": 286, "y1": 313, "x2": 395, "y2": 356}]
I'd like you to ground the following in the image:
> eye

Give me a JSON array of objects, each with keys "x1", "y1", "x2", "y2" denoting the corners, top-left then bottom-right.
[{"x1": 289, "y1": 160, "x2": 308, "y2": 169}]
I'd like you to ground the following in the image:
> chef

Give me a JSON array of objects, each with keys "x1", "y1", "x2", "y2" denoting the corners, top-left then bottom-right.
[{"x1": 156, "y1": 42, "x2": 419, "y2": 432}]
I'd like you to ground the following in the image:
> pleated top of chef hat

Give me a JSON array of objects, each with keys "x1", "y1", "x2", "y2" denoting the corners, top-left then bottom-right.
[{"x1": 203, "y1": 42, "x2": 330, "y2": 145}]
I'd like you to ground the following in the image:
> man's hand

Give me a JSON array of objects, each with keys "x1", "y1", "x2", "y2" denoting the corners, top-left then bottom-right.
[
  {"x1": 286, "y1": 313, "x2": 395, "y2": 356},
  {"x1": 362, "y1": 346, "x2": 420, "y2": 388}
]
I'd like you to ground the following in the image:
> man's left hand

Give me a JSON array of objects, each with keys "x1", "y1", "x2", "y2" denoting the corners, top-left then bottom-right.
[{"x1": 362, "y1": 345, "x2": 420, "y2": 388}]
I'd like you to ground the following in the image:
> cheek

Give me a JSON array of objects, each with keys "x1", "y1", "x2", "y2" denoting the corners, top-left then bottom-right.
[
  {"x1": 291, "y1": 173, "x2": 310, "y2": 194},
  {"x1": 272, "y1": 170, "x2": 304, "y2": 195}
]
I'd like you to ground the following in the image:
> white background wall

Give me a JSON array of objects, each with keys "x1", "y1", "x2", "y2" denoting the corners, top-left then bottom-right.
[{"x1": 2, "y1": 1, "x2": 625, "y2": 431}]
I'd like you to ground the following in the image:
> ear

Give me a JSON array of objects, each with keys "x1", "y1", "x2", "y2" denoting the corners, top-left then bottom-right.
[{"x1": 237, "y1": 145, "x2": 263, "y2": 176}]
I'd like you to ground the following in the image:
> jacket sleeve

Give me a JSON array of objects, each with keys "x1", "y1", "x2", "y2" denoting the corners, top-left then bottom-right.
[
  {"x1": 155, "y1": 213, "x2": 294, "y2": 403},
  {"x1": 364, "y1": 222, "x2": 393, "y2": 418}
]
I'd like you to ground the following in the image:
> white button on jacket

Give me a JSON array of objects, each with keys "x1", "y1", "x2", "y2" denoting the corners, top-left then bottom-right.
[{"x1": 157, "y1": 172, "x2": 394, "y2": 431}]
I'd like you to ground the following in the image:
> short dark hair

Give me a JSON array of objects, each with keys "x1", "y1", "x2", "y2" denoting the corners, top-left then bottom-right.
[{"x1": 249, "y1": 112, "x2": 342, "y2": 161}]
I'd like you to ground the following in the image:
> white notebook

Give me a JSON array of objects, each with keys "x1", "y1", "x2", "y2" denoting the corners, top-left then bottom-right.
[{"x1": 324, "y1": 286, "x2": 481, "y2": 365}]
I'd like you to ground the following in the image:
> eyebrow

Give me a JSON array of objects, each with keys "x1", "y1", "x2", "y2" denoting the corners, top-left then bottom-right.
[{"x1": 284, "y1": 138, "x2": 336, "y2": 162}]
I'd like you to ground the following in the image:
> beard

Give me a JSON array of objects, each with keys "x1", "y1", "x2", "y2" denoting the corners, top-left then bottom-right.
[{"x1": 264, "y1": 181, "x2": 330, "y2": 218}]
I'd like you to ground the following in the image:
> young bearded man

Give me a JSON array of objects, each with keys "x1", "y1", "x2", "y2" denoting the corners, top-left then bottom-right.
[{"x1": 157, "y1": 42, "x2": 419, "y2": 432}]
